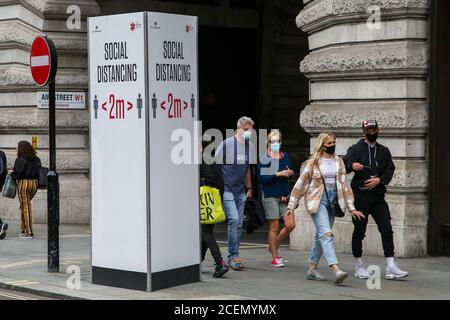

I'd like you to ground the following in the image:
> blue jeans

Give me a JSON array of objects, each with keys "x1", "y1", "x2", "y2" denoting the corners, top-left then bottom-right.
[
  {"x1": 223, "y1": 191, "x2": 247, "y2": 260},
  {"x1": 308, "y1": 187, "x2": 338, "y2": 267}
]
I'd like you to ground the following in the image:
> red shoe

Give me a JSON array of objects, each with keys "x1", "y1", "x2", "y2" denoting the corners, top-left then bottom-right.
[{"x1": 271, "y1": 257, "x2": 285, "y2": 267}]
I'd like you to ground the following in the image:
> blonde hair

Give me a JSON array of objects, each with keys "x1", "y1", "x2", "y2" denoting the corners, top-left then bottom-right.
[
  {"x1": 267, "y1": 130, "x2": 282, "y2": 144},
  {"x1": 310, "y1": 132, "x2": 336, "y2": 167}
]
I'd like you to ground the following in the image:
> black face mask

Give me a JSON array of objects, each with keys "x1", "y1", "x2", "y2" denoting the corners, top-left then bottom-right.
[
  {"x1": 366, "y1": 133, "x2": 378, "y2": 143},
  {"x1": 323, "y1": 145, "x2": 336, "y2": 155}
]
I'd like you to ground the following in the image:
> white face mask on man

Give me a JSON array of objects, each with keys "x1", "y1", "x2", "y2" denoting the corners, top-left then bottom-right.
[{"x1": 242, "y1": 130, "x2": 252, "y2": 140}]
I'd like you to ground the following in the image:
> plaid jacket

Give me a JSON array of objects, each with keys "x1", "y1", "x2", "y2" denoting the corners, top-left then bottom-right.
[{"x1": 287, "y1": 156, "x2": 356, "y2": 215}]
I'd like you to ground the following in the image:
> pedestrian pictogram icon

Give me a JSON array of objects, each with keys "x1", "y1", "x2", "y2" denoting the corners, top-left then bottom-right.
[
  {"x1": 92, "y1": 93, "x2": 142, "y2": 120},
  {"x1": 30, "y1": 36, "x2": 57, "y2": 87}
]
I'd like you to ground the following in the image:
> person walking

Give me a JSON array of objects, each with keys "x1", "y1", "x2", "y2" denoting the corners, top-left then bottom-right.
[
  {"x1": 287, "y1": 132, "x2": 365, "y2": 285},
  {"x1": 200, "y1": 137, "x2": 229, "y2": 278},
  {"x1": 343, "y1": 120, "x2": 409, "y2": 280},
  {"x1": 12, "y1": 141, "x2": 40, "y2": 239},
  {"x1": 257, "y1": 130, "x2": 295, "y2": 267},
  {"x1": 215, "y1": 116, "x2": 256, "y2": 271},
  {"x1": 0, "y1": 147, "x2": 8, "y2": 239}
]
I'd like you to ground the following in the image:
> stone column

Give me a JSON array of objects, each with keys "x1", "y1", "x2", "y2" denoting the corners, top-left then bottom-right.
[
  {"x1": 0, "y1": 0, "x2": 99, "y2": 223},
  {"x1": 290, "y1": 0, "x2": 430, "y2": 257}
]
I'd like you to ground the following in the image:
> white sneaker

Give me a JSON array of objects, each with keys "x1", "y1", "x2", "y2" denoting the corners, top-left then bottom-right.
[
  {"x1": 354, "y1": 263, "x2": 370, "y2": 279},
  {"x1": 306, "y1": 269, "x2": 327, "y2": 281},
  {"x1": 385, "y1": 263, "x2": 408, "y2": 280},
  {"x1": 334, "y1": 268, "x2": 348, "y2": 285},
  {"x1": 19, "y1": 233, "x2": 33, "y2": 239}
]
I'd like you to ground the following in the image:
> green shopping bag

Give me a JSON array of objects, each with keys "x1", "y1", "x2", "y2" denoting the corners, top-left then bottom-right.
[
  {"x1": 200, "y1": 186, "x2": 226, "y2": 224},
  {"x1": 2, "y1": 174, "x2": 16, "y2": 199}
]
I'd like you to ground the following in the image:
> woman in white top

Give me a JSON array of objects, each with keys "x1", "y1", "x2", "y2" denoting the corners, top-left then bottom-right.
[{"x1": 287, "y1": 132, "x2": 365, "y2": 284}]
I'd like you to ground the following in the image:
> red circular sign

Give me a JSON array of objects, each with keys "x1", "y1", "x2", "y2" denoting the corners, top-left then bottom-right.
[{"x1": 30, "y1": 36, "x2": 57, "y2": 86}]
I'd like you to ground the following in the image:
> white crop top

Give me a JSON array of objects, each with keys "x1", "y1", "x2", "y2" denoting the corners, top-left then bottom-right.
[{"x1": 320, "y1": 157, "x2": 336, "y2": 185}]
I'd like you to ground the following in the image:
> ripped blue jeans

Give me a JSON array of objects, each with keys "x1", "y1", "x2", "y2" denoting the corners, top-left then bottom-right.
[{"x1": 308, "y1": 187, "x2": 338, "y2": 267}]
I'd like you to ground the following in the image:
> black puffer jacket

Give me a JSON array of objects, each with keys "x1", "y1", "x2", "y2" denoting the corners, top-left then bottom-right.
[{"x1": 13, "y1": 156, "x2": 40, "y2": 181}]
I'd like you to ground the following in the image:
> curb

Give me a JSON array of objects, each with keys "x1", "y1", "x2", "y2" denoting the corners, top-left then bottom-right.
[{"x1": 0, "y1": 282, "x2": 88, "y2": 300}]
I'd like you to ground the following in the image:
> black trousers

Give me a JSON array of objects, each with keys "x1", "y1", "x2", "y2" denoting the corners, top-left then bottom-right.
[
  {"x1": 352, "y1": 190, "x2": 395, "y2": 258},
  {"x1": 201, "y1": 224, "x2": 223, "y2": 264}
]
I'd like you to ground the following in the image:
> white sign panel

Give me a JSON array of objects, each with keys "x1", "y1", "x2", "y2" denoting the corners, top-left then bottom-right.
[
  {"x1": 147, "y1": 12, "x2": 200, "y2": 273},
  {"x1": 89, "y1": 12, "x2": 148, "y2": 273},
  {"x1": 36, "y1": 91, "x2": 86, "y2": 109}
]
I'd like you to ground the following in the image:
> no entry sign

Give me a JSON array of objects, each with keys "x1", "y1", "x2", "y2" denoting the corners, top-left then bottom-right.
[
  {"x1": 30, "y1": 35, "x2": 60, "y2": 273},
  {"x1": 30, "y1": 36, "x2": 57, "y2": 86}
]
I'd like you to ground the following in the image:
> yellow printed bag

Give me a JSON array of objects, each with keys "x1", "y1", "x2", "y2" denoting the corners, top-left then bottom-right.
[{"x1": 200, "y1": 186, "x2": 226, "y2": 225}]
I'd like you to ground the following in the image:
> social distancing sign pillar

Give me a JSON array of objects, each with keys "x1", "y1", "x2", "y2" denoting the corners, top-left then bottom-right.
[{"x1": 88, "y1": 12, "x2": 200, "y2": 292}]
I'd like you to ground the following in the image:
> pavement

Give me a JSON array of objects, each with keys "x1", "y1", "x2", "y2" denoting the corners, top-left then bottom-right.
[
  {"x1": 0, "y1": 220, "x2": 450, "y2": 300},
  {"x1": 0, "y1": 287, "x2": 55, "y2": 300}
]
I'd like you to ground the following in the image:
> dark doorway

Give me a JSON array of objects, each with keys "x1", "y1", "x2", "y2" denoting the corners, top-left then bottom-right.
[
  {"x1": 198, "y1": 26, "x2": 258, "y2": 134},
  {"x1": 95, "y1": 0, "x2": 310, "y2": 169},
  {"x1": 429, "y1": 0, "x2": 450, "y2": 256}
]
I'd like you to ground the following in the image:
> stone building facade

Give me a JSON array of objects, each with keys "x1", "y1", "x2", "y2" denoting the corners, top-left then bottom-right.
[
  {"x1": 0, "y1": 0, "x2": 445, "y2": 257},
  {"x1": 0, "y1": 0, "x2": 100, "y2": 223},
  {"x1": 291, "y1": 0, "x2": 430, "y2": 257},
  {"x1": 0, "y1": 0, "x2": 309, "y2": 224}
]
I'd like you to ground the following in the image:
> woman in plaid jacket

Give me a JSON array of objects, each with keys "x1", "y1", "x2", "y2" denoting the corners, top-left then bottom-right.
[{"x1": 286, "y1": 132, "x2": 365, "y2": 285}]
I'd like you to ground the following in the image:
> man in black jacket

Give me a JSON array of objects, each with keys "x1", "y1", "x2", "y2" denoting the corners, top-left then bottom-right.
[
  {"x1": 0, "y1": 149, "x2": 9, "y2": 239},
  {"x1": 344, "y1": 120, "x2": 408, "y2": 280}
]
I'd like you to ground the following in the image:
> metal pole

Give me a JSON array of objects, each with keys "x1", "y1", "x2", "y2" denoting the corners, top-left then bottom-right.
[{"x1": 48, "y1": 80, "x2": 59, "y2": 272}]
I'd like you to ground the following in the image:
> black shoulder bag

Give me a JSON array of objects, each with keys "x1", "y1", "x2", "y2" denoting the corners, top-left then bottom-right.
[
  {"x1": 318, "y1": 167, "x2": 345, "y2": 218},
  {"x1": 37, "y1": 159, "x2": 49, "y2": 189}
]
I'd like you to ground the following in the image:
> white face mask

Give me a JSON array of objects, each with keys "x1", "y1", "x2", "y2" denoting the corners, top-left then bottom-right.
[
  {"x1": 242, "y1": 131, "x2": 252, "y2": 140},
  {"x1": 271, "y1": 142, "x2": 281, "y2": 152}
]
